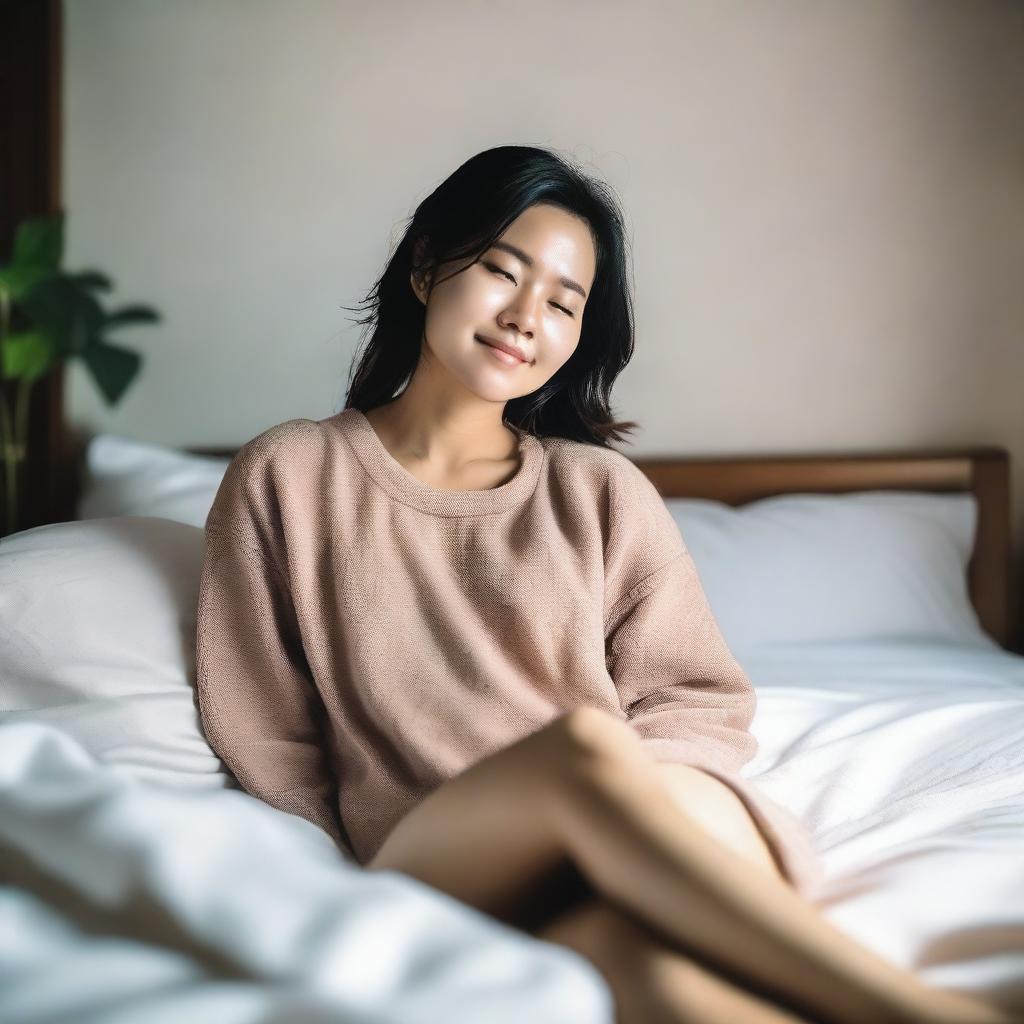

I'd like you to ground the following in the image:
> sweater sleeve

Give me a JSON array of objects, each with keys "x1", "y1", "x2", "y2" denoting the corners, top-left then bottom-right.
[
  {"x1": 603, "y1": 489, "x2": 823, "y2": 898},
  {"x1": 194, "y1": 439, "x2": 350, "y2": 858}
]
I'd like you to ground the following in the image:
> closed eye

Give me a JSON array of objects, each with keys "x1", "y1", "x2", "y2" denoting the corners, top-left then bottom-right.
[
  {"x1": 484, "y1": 262, "x2": 516, "y2": 284},
  {"x1": 484, "y1": 263, "x2": 575, "y2": 317}
]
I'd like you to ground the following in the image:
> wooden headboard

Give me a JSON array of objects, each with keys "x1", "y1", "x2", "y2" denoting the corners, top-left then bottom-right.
[
  {"x1": 631, "y1": 446, "x2": 1012, "y2": 650},
  {"x1": 187, "y1": 441, "x2": 1013, "y2": 650}
]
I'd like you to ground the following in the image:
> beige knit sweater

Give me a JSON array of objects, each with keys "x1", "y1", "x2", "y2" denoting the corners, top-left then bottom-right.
[{"x1": 195, "y1": 407, "x2": 823, "y2": 896}]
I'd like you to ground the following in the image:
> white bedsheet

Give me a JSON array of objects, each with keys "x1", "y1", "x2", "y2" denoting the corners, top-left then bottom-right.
[
  {"x1": 742, "y1": 638, "x2": 1024, "y2": 1012},
  {"x1": 0, "y1": 723, "x2": 612, "y2": 1024},
  {"x1": 2, "y1": 637, "x2": 1022, "y2": 1020}
]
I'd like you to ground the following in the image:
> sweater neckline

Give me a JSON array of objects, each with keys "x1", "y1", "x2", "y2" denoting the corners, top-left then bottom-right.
[{"x1": 332, "y1": 407, "x2": 544, "y2": 516}]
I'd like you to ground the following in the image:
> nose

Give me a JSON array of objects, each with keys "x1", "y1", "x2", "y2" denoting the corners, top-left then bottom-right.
[{"x1": 499, "y1": 286, "x2": 541, "y2": 338}]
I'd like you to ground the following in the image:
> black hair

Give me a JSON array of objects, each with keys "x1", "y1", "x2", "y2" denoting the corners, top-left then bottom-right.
[{"x1": 342, "y1": 144, "x2": 639, "y2": 447}]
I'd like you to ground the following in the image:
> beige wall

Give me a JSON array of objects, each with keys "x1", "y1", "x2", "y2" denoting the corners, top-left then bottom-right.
[{"x1": 64, "y1": 1, "x2": 1024, "y2": 630}]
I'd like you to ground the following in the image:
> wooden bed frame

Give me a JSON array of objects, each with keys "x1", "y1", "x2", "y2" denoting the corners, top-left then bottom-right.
[{"x1": 186, "y1": 440, "x2": 1013, "y2": 651}]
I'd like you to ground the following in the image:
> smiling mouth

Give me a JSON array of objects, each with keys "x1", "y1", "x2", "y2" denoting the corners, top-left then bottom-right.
[{"x1": 475, "y1": 335, "x2": 530, "y2": 364}]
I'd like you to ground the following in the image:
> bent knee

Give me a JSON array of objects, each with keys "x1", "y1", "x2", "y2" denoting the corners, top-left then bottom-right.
[{"x1": 549, "y1": 707, "x2": 645, "y2": 766}]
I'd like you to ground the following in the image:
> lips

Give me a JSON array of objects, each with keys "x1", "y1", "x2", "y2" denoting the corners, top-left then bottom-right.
[{"x1": 476, "y1": 335, "x2": 530, "y2": 364}]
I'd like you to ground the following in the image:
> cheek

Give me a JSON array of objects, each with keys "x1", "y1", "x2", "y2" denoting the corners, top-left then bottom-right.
[
  {"x1": 423, "y1": 280, "x2": 477, "y2": 332},
  {"x1": 544, "y1": 331, "x2": 581, "y2": 370},
  {"x1": 453, "y1": 267, "x2": 501, "y2": 303}
]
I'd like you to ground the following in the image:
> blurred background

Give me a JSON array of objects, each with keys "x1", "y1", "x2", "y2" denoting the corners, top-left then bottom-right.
[{"x1": 3, "y1": 0, "x2": 1023, "y2": 633}]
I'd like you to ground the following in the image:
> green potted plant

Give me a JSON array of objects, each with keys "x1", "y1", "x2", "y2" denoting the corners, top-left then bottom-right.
[{"x1": 0, "y1": 213, "x2": 161, "y2": 536}]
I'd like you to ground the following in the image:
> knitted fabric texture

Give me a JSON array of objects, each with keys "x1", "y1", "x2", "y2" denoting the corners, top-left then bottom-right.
[{"x1": 195, "y1": 408, "x2": 823, "y2": 896}]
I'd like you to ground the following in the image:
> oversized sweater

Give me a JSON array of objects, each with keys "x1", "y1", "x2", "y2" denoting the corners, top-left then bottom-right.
[{"x1": 195, "y1": 407, "x2": 823, "y2": 897}]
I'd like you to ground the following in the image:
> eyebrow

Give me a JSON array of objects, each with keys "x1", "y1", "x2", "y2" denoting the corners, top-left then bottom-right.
[{"x1": 488, "y1": 241, "x2": 589, "y2": 300}]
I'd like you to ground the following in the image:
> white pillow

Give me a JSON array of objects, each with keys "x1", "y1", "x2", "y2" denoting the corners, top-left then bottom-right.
[
  {"x1": 667, "y1": 490, "x2": 996, "y2": 653},
  {"x1": 77, "y1": 433, "x2": 229, "y2": 527},
  {"x1": 0, "y1": 516, "x2": 230, "y2": 789}
]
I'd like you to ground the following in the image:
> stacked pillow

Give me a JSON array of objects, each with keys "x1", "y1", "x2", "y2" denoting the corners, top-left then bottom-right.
[
  {"x1": 0, "y1": 515, "x2": 229, "y2": 790},
  {"x1": 665, "y1": 490, "x2": 993, "y2": 653},
  {"x1": 77, "y1": 432, "x2": 230, "y2": 528}
]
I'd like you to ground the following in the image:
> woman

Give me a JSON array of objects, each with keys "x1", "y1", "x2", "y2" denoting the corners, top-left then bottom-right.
[{"x1": 195, "y1": 145, "x2": 1010, "y2": 1024}]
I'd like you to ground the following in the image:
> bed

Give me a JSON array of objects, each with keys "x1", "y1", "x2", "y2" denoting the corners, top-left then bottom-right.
[{"x1": 1, "y1": 428, "x2": 1022, "y2": 1022}]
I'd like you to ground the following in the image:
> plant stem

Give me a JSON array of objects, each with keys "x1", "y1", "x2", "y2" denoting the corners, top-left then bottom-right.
[
  {"x1": 0, "y1": 284, "x2": 30, "y2": 536},
  {"x1": 0, "y1": 386, "x2": 18, "y2": 535}
]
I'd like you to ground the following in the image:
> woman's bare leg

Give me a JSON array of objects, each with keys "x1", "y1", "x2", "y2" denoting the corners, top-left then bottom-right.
[
  {"x1": 368, "y1": 708, "x2": 1010, "y2": 1024},
  {"x1": 538, "y1": 894, "x2": 818, "y2": 1024}
]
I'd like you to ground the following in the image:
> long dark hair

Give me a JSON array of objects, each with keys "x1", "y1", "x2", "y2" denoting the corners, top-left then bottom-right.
[{"x1": 342, "y1": 145, "x2": 639, "y2": 448}]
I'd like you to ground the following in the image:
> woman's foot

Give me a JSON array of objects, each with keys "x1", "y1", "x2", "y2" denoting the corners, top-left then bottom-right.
[{"x1": 914, "y1": 985, "x2": 1015, "y2": 1024}]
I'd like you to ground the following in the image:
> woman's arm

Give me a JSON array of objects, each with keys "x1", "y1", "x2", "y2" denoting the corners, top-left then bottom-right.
[
  {"x1": 195, "y1": 442, "x2": 348, "y2": 855},
  {"x1": 605, "y1": 545, "x2": 822, "y2": 896}
]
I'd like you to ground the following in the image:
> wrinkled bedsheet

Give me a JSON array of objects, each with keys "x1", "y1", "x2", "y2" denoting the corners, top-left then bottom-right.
[
  {"x1": 0, "y1": 722, "x2": 612, "y2": 1024},
  {"x1": 742, "y1": 638, "x2": 1024, "y2": 1013},
  {"x1": 2, "y1": 637, "x2": 1023, "y2": 1020}
]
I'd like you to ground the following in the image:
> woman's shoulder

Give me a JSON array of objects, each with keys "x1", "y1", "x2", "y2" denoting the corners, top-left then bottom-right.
[
  {"x1": 206, "y1": 417, "x2": 342, "y2": 540},
  {"x1": 541, "y1": 434, "x2": 662, "y2": 501},
  {"x1": 231, "y1": 417, "x2": 330, "y2": 473},
  {"x1": 210, "y1": 419, "x2": 333, "y2": 516}
]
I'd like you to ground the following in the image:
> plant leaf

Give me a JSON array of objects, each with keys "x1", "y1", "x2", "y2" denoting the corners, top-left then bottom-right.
[
  {"x1": 20, "y1": 276, "x2": 105, "y2": 357},
  {"x1": 80, "y1": 339, "x2": 142, "y2": 405},
  {"x1": 12, "y1": 215, "x2": 63, "y2": 274},
  {"x1": 0, "y1": 266, "x2": 56, "y2": 304},
  {"x1": 1, "y1": 330, "x2": 55, "y2": 382},
  {"x1": 103, "y1": 304, "x2": 161, "y2": 330},
  {"x1": 69, "y1": 270, "x2": 113, "y2": 292}
]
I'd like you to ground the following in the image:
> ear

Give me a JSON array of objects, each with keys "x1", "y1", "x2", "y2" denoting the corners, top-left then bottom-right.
[{"x1": 409, "y1": 236, "x2": 432, "y2": 305}]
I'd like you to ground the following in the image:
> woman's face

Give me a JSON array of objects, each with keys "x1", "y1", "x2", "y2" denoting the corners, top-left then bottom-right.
[{"x1": 411, "y1": 203, "x2": 597, "y2": 403}]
